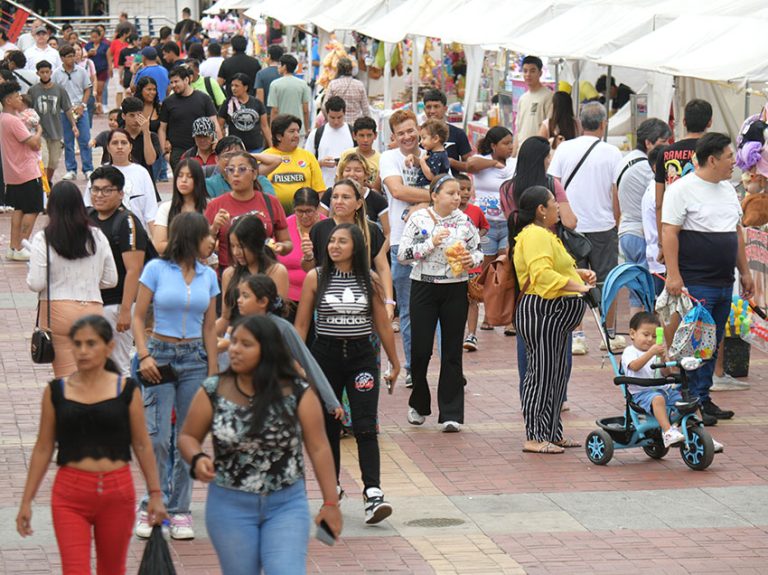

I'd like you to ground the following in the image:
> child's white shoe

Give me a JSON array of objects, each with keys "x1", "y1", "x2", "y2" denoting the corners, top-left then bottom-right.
[{"x1": 662, "y1": 426, "x2": 685, "y2": 448}]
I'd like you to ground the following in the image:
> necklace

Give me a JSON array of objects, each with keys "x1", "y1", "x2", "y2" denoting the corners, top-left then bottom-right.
[{"x1": 234, "y1": 375, "x2": 255, "y2": 399}]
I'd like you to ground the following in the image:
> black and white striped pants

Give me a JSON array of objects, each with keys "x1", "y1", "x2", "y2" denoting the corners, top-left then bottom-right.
[{"x1": 516, "y1": 294, "x2": 585, "y2": 442}]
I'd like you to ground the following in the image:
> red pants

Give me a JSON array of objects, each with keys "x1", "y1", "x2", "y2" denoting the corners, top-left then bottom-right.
[{"x1": 52, "y1": 465, "x2": 136, "y2": 575}]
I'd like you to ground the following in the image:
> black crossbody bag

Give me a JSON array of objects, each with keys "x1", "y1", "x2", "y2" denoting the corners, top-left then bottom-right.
[{"x1": 31, "y1": 239, "x2": 55, "y2": 364}]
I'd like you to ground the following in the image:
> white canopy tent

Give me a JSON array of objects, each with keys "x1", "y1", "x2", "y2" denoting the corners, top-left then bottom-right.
[
  {"x1": 244, "y1": 0, "x2": 326, "y2": 26},
  {"x1": 204, "y1": 0, "x2": 259, "y2": 15},
  {"x1": 354, "y1": 0, "x2": 469, "y2": 43},
  {"x1": 310, "y1": 0, "x2": 391, "y2": 33}
]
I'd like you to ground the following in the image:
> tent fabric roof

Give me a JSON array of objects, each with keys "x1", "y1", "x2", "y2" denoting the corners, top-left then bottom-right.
[{"x1": 310, "y1": 0, "x2": 391, "y2": 33}]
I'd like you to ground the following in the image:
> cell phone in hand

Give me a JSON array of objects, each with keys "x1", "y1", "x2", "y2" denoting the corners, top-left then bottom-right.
[{"x1": 315, "y1": 519, "x2": 335, "y2": 546}]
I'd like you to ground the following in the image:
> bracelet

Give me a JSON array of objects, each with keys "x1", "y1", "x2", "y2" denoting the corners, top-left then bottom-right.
[
  {"x1": 385, "y1": 299, "x2": 396, "y2": 306},
  {"x1": 322, "y1": 501, "x2": 339, "y2": 507},
  {"x1": 138, "y1": 354, "x2": 151, "y2": 362},
  {"x1": 189, "y1": 452, "x2": 211, "y2": 479}
]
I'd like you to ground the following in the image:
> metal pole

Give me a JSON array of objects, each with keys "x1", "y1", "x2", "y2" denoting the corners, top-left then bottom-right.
[
  {"x1": 3, "y1": 0, "x2": 61, "y2": 30},
  {"x1": 572, "y1": 60, "x2": 580, "y2": 117},
  {"x1": 411, "y1": 36, "x2": 418, "y2": 114},
  {"x1": 439, "y1": 39, "x2": 445, "y2": 93},
  {"x1": 604, "y1": 65, "x2": 612, "y2": 142},
  {"x1": 745, "y1": 80, "x2": 751, "y2": 118}
]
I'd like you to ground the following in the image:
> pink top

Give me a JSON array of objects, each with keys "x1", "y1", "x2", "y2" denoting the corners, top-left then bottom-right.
[
  {"x1": 277, "y1": 213, "x2": 326, "y2": 302},
  {"x1": 0, "y1": 112, "x2": 41, "y2": 185}
]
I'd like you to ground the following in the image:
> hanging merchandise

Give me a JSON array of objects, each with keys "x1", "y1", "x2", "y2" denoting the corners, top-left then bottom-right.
[
  {"x1": 317, "y1": 35, "x2": 349, "y2": 89},
  {"x1": 420, "y1": 38, "x2": 438, "y2": 86}
]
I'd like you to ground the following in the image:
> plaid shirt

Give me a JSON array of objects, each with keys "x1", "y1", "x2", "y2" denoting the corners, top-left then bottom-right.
[{"x1": 325, "y1": 77, "x2": 370, "y2": 124}]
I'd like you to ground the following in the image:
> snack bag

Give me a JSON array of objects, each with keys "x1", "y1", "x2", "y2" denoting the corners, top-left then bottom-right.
[{"x1": 444, "y1": 241, "x2": 467, "y2": 276}]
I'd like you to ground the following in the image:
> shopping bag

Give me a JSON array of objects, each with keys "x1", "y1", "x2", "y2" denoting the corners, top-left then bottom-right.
[
  {"x1": 669, "y1": 303, "x2": 717, "y2": 360},
  {"x1": 138, "y1": 525, "x2": 176, "y2": 575},
  {"x1": 478, "y1": 255, "x2": 517, "y2": 326}
]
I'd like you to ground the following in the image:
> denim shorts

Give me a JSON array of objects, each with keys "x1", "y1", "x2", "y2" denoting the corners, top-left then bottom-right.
[
  {"x1": 480, "y1": 219, "x2": 508, "y2": 256},
  {"x1": 632, "y1": 386, "x2": 683, "y2": 415}
]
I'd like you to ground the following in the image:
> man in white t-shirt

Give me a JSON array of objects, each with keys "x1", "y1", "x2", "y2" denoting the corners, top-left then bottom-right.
[
  {"x1": 616, "y1": 118, "x2": 671, "y2": 315},
  {"x1": 305, "y1": 96, "x2": 354, "y2": 188},
  {"x1": 380, "y1": 109, "x2": 428, "y2": 389},
  {"x1": 24, "y1": 26, "x2": 61, "y2": 71},
  {"x1": 514, "y1": 55, "x2": 552, "y2": 155},
  {"x1": 662, "y1": 132, "x2": 753, "y2": 423},
  {"x1": 549, "y1": 102, "x2": 622, "y2": 355}
]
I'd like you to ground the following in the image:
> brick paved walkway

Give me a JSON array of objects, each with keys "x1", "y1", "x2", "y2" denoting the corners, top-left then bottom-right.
[{"x1": 0, "y1": 107, "x2": 766, "y2": 574}]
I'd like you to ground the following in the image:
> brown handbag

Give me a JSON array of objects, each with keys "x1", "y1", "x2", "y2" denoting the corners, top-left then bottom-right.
[{"x1": 478, "y1": 254, "x2": 529, "y2": 326}]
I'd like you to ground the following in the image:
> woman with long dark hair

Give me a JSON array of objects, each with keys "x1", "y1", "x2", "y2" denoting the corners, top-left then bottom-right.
[
  {"x1": 295, "y1": 224, "x2": 400, "y2": 525},
  {"x1": 17, "y1": 315, "x2": 167, "y2": 573},
  {"x1": 135, "y1": 76, "x2": 166, "y2": 181},
  {"x1": 27, "y1": 181, "x2": 117, "y2": 377},
  {"x1": 539, "y1": 91, "x2": 580, "y2": 149},
  {"x1": 132, "y1": 211, "x2": 219, "y2": 539},
  {"x1": 153, "y1": 159, "x2": 209, "y2": 254},
  {"x1": 512, "y1": 186, "x2": 595, "y2": 454},
  {"x1": 179, "y1": 314, "x2": 342, "y2": 574}
]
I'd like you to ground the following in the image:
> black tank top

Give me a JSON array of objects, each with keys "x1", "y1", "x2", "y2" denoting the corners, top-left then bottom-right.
[{"x1": 50, "y1": 376, "x2": 135, "y2": 466}]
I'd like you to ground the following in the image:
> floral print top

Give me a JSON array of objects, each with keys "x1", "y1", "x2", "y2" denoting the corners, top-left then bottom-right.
[{"x1": 202, "y1": 376, "x2": 308, "y2": 494}]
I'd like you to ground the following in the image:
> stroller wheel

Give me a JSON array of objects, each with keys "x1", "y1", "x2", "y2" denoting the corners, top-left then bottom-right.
[
  {"x1": 586, "y1": 430, "x2": 614, "y2": 465},
  {"x1": 643, "y1": 440, "x2": 669, "y2": 460},
  {"x1": 680, "y1": 426, "x2": 715, "y2": 470}
]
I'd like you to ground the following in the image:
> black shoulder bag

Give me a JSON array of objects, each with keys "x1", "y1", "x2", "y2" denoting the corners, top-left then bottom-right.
[
  {"x1": 31, "y1": 238, "x2": 55, "y2": 364},
  {"x1": 557, "y1": 139, "x2": 600, "y2": 261}
]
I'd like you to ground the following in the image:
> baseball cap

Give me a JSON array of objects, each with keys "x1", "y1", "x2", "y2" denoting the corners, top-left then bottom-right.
[
  {"x1": 192, "y1": 117, "x2": 216, "y2": 138},
  {"x1": 34, "y1": 26, "x2": 48, "y2": 35},
  {"x1": 140, "y1": 46, "x2": 158, "y2": 60}
]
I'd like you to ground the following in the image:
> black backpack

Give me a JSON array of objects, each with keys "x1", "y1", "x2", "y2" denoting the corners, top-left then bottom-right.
[
  {"x1": 90, "y1": 206, "x2": 159, "y2": 264},
  {"x1": 313, "y1": 123, "x2": 355, "y2": 158}
]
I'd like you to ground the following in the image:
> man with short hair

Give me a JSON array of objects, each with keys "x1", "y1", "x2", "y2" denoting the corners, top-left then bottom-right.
[
  {"x1": 268, "y1": 54, "x2": 311, "y2": 136},
  {"x1": 181, "y1": 117, "x2": 218, "y2": 166},
  {"x1": 380, "y1": 110, "x2": 428, "y2": 389},
  {"x1": 188, "y1": 58, "x2": 225, "y2": 107},
  {"x1": 662, "y1": 132, "x2": 753, "y2": 425},
  {"x1": 199, "y1": 42, "x2": 224, "y2": 79},
  {"x1": 422, "y1": 88, "x2": 472, "y2": 174},
  {"x1": 305, "y1": 96, "x2": 354, "y2": 187},
  {"x1": 514, "y1": 55, "x2": 552, "y2": 153},
  {"x1": 338, "y1": 116, "x2": 381, "y2": 191},
  {"x1": 217, "y1": 34, "x2": 261, "y2": 97},
  {"x1": 52, "y1": 44, "x2": 94, "y2": 181},
  {"x1": 0, "y1": 81, "x2": 44, "y2": 261},
  {"x1": 174, "y1": 7, "x2": 200, "y2": 45},
  {"x1": 87, "y1": 166, "x2": 148, "y2": 376},
  {"x1": 596, "y1": 74, "x2": 635, "y2": 112},
  {"x1": 616, "y1": 117, "x2": 671, "y2": 315},
  {"x1": 161, "y1": 41, "x2": 185, "y2": 72},
  {"x1": 29, "y1": 59, "x2": 78, "y2": 183},
  {"x1": 131, "y1": 47, "x2": 170, "y2": 103},
  {"x1": 24, "y1": 26, "x2": 61, "y2": 70},
  {"x1": 16, "y1": 19, "x2": 44, "y2": 52},
  {"x1": 159, "y1": 66, "x2": 220, "y2": 168},
  {"x1": 549, "y1": 101, "x2": 623, "y2": 355},
  {"x1": 255, "y1": 44, "x2": 285, "y2": 116},
  {"x1": 5, "y1": 51, "x2": 38, "y2": 94}
]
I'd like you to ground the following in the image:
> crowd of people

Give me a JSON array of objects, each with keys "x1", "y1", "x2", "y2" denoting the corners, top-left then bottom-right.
[{"x1": 0, "y1": 13, "x2": 757, "y2": 575}]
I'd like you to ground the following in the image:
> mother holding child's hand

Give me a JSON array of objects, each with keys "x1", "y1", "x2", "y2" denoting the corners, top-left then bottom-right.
[{"x1": 511, "y1": 186, "x2": 596, "y2": 454}]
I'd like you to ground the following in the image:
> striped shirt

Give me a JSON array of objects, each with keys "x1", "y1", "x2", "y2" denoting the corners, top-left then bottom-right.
[{"x1": 315, "y1": 269, "x2": 372, "y2": 338}]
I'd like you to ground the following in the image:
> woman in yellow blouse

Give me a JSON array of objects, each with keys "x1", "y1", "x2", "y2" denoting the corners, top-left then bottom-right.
[{"x1": 512, "y1": 186, "x2": 596, "y2": 454}]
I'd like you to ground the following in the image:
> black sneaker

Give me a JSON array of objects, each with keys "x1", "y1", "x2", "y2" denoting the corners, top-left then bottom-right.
[
  {"x1": 702, "y1": 399, "x2": 734, "y2": 420},
  {"x1": 363, "y1": 487, "x2": 392, "y2": 525},
  {"x1": 701, "y1": 411, "x2": 718, "y2": 427}
]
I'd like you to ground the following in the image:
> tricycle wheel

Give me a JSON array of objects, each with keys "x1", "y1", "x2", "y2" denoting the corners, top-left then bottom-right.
[
  {"x1": 586, "y1": 429, "x2": 614, "y2": 465},
  {"x1": 680, "y1": 426, "x2": 714, "y2": 470},
  {"x1": 643, "y1": 440, "x2": 669, "y2": 460}
]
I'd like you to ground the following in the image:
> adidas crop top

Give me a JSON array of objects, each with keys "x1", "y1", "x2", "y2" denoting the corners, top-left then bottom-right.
[
  {"x1": 315, "y1": 268, "x2": 372, "y2": 338},
  {"x1": 50, "y1": 376, "x2": 136, "y2": 466}
]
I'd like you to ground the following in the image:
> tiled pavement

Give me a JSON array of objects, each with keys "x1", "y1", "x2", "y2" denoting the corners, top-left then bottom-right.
[{"x1": 0, "y1": 110, "x2": 767, "y2": 574}]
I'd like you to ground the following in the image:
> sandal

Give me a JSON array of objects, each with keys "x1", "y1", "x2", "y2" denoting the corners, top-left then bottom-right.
[
  {"x1": 553, "y1": 437, "x2": 581, "y2": 448},
  {"x1": 504, "y1": 324, "x2": 516, "y2": 336},
  {"x1": 522, "y1": 441, "x2": 565, "y2": 454},
  {"x1": 480, "y1": 322, "x2": 494, "y2": 331}
]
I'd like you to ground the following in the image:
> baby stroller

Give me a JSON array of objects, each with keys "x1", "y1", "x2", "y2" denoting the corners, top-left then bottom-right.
[{"x1": 582, "y1": 263, "x2": 716, "y2": 471}]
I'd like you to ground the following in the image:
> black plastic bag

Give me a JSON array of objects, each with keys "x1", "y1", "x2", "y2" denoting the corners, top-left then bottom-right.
[{"x1": 138, "y1": 525, "x2": 177, "y2": 575}]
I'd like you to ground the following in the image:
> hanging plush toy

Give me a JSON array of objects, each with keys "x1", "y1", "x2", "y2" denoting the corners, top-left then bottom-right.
[
  {"x1": 317, "y1": 35, "x2": 349, "y2": 89},
  {"x1": 420, "y1": 38, "x2": 438, "y2": 85},
  {"x1": 737, "y1": 112, "x2": 768, "y2": 227}
]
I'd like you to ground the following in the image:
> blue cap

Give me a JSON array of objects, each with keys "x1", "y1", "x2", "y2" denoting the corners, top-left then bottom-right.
[{"x1": 140, "y1": 46, "x2": 158, "y2": 60}]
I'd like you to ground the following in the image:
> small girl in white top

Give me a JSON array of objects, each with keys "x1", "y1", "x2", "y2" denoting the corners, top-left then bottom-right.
[{"x1": 27, "y1": 182, "x2": 118, "y2": 377}]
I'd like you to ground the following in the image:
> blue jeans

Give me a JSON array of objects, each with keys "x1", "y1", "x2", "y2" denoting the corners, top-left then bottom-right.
[
  {"x1": 391, "y1": 245, "x2": 412, "y2": 370},
  {"x1": 61, "y1": 112, "x2": 93, "y2": 174},
  {"x1": 620, "y1": 233, "x2": 647, "y2": 307},
  {"x1": 140, "y1": 338, "x2": 208, "y2": 514},
  {"x1": 152, "y1": 154, "x2": 168, "y2": 181},
  {"x1": 206, "y1": 480, "x2": 310, "y2": 575},
  {"x1": 480, "y1": 219, "x2": 509, "y2": 256},
  {"x1": 87, "y1": 95, "x2": 95, "y2": 129},
  {"x1": 684, "y1": 284, "x2": 732, "y2": 404}
]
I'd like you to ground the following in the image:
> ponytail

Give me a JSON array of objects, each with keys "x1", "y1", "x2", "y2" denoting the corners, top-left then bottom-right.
[{"x1": 476, "y1": 126, "x2": 512, "y2": 156}]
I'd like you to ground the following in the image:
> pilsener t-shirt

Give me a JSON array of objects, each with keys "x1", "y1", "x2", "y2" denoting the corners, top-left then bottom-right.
[{"x1": 262, "y1": 146, "x2": 325, "y2": 215}]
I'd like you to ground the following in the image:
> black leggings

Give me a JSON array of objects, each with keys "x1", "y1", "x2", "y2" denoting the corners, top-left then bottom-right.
[
  {"x1": 409, "y1": 280, "x2": 469, "y2": 423},
  {"x1": 311, "y1": 335, "x2": 380, "y2": 490}
]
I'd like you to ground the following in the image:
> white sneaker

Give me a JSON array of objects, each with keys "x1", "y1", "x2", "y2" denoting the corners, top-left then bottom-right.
[
  {"x1": 6, "y1": 248, "x2": 14, "y2": 259},
  {"x1": 442, "y1": 421, "x2": 461, "y2": 433},
  {"x1": 169, "y1": 513, "x2": 195, "y2": 540},
  {"x1": 363, "y1": 487, "x2": 392, "y2": 525},
  {"x1": 662, "y1": 425, "x2": 685, "y2": 447},
  {"x1": 572, "y1": 335, "x2": 588, "y2": 355},
  {"x1": 404, "y1": 371, "x2": 413, "y2": 388},
  {"x1": 600, "y1": 334, "x2": 627, "y2": 351},
  {"x1": 134, "y1": 510, "x2": 153, "y2": 538},
  {"x1": 713, "y1": 438, "x2": 724, "y2": 454},
  {"x1": 11, "y1": 247, "x2": 30, "y2": 261},
  {"x1": 84, "y1": 170, "x2": 93, "y2": 181},
  {"x1": 711, "y1": 373, "x2": 750, "y2": 392},
  {"x1": 407, "y1": 407, "x2": 425, "y2": 425},
  {"x1": 62, "y1": 171, "x2": 76, "y2": 181}
]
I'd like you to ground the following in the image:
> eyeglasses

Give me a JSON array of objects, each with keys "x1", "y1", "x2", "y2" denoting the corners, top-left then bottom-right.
[
  {"x1": 225, "y1": 166, "x2": 254, "y2": 176},
  {"x1": 294, "y1": 208, "x2": 316, "y2": 217},
  {"x1": 91, "y1": 186, "x2": 118, "y2": 196}
]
